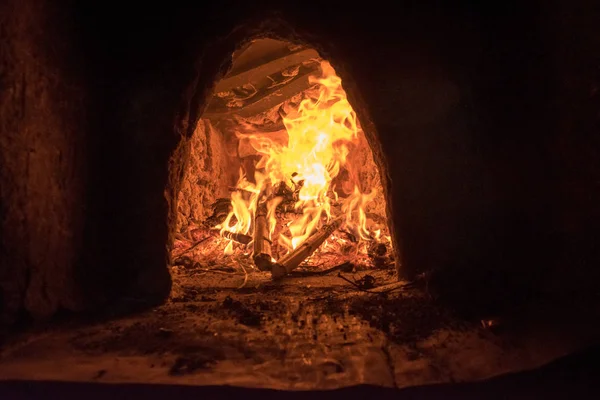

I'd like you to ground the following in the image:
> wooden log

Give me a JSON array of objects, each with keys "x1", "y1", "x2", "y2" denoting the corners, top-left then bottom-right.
[
  {"x1": 221, "y1": 230, "x2": 252, "y2": 245},
  {"x1": 203, "y1": 69, "x2": 316, "y2": 120},
  {"x1": 252, "y1": 203, "x2": 273, "y2": 271},
  {"x1": 213, "y1": 49, "x2": 319, "y2": 93},
  {"x1": 276, "y1": 203, "x2": 299, "y2": 214},
  {"x1": 271, "y1": 217, "x2": 343, "y2": 279}
]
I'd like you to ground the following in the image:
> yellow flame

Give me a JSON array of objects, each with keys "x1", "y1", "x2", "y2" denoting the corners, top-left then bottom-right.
[
  {"x1": 218, "y1": 169, "x2": 266, "y2": 250},
  {"x1": 220, "y1": 60, "x2": 380, "y2": 254},
  {"x1": 342, "y1": 186, "x2": 378, "y2": 241}
]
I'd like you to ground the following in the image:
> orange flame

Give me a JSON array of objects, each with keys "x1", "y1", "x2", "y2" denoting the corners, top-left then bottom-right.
[{"x1": 219, "y1": 60, "x2": 380, "y2": 254}]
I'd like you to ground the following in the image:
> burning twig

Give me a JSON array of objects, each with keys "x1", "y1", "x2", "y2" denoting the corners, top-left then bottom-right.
[
  {"x1": 271, "y1": 217, "x2": 343, "y2": 279},
  {"x1": 221, "y1": 230, "x2": 253, "y2": 245},
  {"x1": 172, "y1": 236, "x2": 211, "y2": 259},
  {"x1": 252, "y1": 202, "x2": 273, "y2": 271}
]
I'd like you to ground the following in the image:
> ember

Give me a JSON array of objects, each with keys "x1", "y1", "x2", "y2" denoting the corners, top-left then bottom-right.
[{"x1": 173, "y1": 39, "x2": 392, "y2": 280}]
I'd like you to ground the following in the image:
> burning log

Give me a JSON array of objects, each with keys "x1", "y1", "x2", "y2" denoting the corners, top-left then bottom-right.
[
  {"x1": 204, "y1": 70, "x2": 317, "y2": 119},
  {"x1": 212, "y1": 48, "x2": 319, "y2": 94},
  {"x1": 276, "y1": 202, "x2": 299, "y2": 214},
  {"x1": 271, "y1": 217, "x2": 344, "y2": 279},
  {"x1": 221, "y1": 230, "x2": 252, "y2": 245},
  {"x1": 252, "y1": 203, "x2": 273, "y2": 271}
]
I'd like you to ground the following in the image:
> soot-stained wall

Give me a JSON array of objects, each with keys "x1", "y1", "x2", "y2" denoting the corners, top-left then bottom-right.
[
  {"x1": 0, "y1": 0, "x2": 86, "y2": 325},
  {"x1": 1, "y1": 0, "x2": 599, "y2": 324}
]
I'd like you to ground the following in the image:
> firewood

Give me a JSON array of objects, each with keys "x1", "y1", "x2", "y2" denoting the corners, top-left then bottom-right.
[
  {"x1": 273, "y1": 181, "x2": 292, "y2": 196},
  {"x1": 221, "y1": 230, "x2": 252, "y2": 245},
  {"x1": 204, "y1": 69, "x2": 317, "y2": 119},
  {"x1": 172, "y1": 236, "x2": 212, "y2": 259},
  {"x1": 213, "y1": 49, "x2": 319, "y2": 94},
  {"x1": 252, "y1": 203, "x2": 273, "y2": 271},
  {"x1": 271, "y1": 216, "x2": 344, "y2": 279}
]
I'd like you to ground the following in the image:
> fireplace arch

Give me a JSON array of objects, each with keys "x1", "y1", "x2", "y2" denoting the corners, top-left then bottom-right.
[
  {"x1": 2, "y1": 1, "x2": 583, "y2": 325},
  {"x1": 167, "y1": 32, "x2": 399, "y2": 284}
]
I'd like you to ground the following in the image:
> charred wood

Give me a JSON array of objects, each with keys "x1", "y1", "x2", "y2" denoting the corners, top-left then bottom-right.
[
  {"x1": 213, "y1": 49, "x2": 319, "y2": 94},
  {"x1": 204, "y1": 69, "x2": 317, "y2": 120},
  {"x1": 271, "y1": 217, "x2": 344, "y2": 279},
  {"x1": 221, "y1": 230, "x2": 253, "y2": 245},
  {"x1": 276, "y1": 202, "x2": 298, "y2": 214},
  {"x1": 172, "y1": 236, "x2": 212, "y2": 259},
  {"x1": 252, "y1": 203, "x2": 273, "y2": 271}
]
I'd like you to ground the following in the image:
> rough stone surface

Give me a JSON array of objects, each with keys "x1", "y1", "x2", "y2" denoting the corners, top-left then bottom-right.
[
  {"x1": 1, "y1": 0, "x2": 599, "y2": 324},
  {"x1": 1, "y1": 269, "x2": 596, "y2": 389},
  {"x1": 0, "y1": 0, "x2": 86, "y2": 324},
  {"x1": 345, "y1": 129, "x2": 387, "y2": 219},
  {"x1": 175, "y1": 120, "x2": 230, "y2": 233}
]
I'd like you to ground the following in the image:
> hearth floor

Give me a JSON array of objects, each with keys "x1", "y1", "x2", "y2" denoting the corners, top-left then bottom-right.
[{"x1": 0, "y1": 267, "x2": 593, "y2": 389}]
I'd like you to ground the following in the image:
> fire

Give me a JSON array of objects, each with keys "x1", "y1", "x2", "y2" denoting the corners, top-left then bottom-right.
[
  {"x1": 216, "y1": 169, "x2": 266, "y2": 254},
  {"x1": 219, "y1": 60, "x2": 380, "y2": 256}
]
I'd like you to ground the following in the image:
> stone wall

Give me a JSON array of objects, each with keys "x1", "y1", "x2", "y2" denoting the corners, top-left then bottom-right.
[
  {"x1": 175, "y1": 120, "x2": 231, "y2": 234},
  {"x1": 1, "y1": 0, "x2": 599, "y2": 324},
  {"x1": 0, "y1": 0, "x2": 86, "y2": 324}
]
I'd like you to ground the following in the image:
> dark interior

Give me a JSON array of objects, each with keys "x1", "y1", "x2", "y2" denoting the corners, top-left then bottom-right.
[{"x1": 1, "y1": 0, "x2": 599, "y2": 395}]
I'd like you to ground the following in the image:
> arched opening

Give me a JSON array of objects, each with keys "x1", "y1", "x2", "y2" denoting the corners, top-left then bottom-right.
[
  {"x1": 3, "y1": 3, "x2": 599, "y2": 391},
  {"x1": 171, "y1": 38, "x2": 394, "y2": 288}
]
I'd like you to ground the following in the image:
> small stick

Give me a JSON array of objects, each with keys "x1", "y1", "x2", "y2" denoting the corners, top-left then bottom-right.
[
  {"x1": 271, "y1": 216, "x2": 344, "y2": 279},
  {"x1": 221, "y1": 230, "x2": 253, "y2": 245},
  {"x1": 173, "y1": 236, "x2": 211, "y2": 259},
  {"x1": 252, "y1": 203, "x2": 274, "y2": 271}
]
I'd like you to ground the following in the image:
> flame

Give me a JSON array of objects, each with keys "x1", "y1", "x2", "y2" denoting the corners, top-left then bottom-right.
[
  {"x1": 342, "y1": 186, "x2": 378, "y2": 241},
  {"x1": 217, "y1": 169, "x2": 266, "y2": 254},
  {"x1": 219, "y1": 60, "x2": 380, "y2": 254}
]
